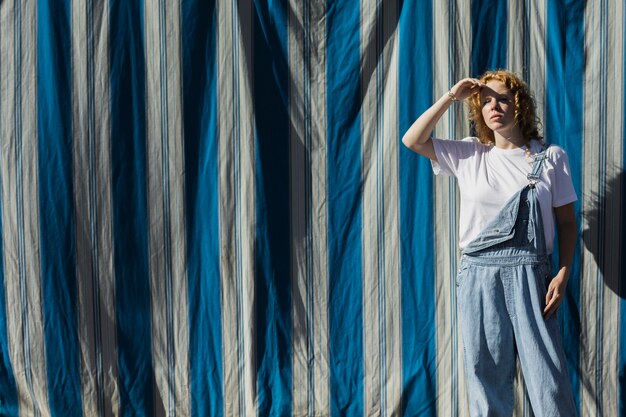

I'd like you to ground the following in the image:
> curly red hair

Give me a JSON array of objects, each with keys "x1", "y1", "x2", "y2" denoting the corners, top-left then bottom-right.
[{"x1": 468, "y1": 70, "x2": 542, "y2": 145}]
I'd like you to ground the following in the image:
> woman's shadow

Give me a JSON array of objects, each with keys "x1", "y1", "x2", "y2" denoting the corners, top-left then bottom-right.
[{"x1": 582, "y1": 169, "x2": 626, "y2": 297}]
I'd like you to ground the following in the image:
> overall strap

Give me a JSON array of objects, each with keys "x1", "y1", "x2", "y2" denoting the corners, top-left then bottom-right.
[{"x1": 527, "y1": 143, "x2": 549, "y2": 187}]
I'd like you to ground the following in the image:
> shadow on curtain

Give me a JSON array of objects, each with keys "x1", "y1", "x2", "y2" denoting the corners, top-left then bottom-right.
[{"x1": 582, "y1": 169, "x2": 625, "y2": 298}]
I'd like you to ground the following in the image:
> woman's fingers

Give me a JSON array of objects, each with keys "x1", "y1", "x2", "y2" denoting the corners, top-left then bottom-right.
[
  {"x1": 461, "y1": 78, "x2": 483, "y2": 87},
  {"x1": 543, "y1": 299, "x2": 559, "y2": 319},
  {"x1": 543, "y1": 286, "x2": 562, "y2": 319},
  {"x1": 450, "y1": 78, "x2": 484, "y2": 100}
]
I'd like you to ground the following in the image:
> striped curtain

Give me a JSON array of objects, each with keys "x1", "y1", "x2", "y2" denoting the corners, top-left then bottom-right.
[{"x1": 0, "y1": 0, "x2": 624, "y2": 416}]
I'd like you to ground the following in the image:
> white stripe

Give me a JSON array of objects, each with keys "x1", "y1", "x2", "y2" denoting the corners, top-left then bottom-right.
[
  {"x1": 0, "y1": 1, "x2": 50, "y2": 415},
  {"x1": 361, "y1": 1, "x2": 380, "y2": 413},
  {"x1": 581, "y1": 2, "x2": 596, "y2": 415},
  {"x1": 217, "y1": 1, "x2": 257, "y2": 415},
  {"x1": 508, "y1": 2, "x2": 549, "y2": 413},
  {"x1": 382, "y1": 20, "x2": 402, "y2": 417},
  {"x1": 580, "y1": 1, "x2": 599, "y2": 410},
  {"x1": 71, "y1": 0, "x2": 120, "y2": 416},
  {"x1": 432, "y1": 1, "x2": 471, "y2": 416},
  {"x1": 361, "y1": 1, "x2": 402, "y2": 415},
  {"x1": 288, "y1": 0, "x2": 330, "y2": 415},
  {"x1": 527, "y1": 0, "x2": 547, "y2": 136},
  {"x1": 581, "y1": 1, "x2": 623, "y2": 415},
  {"x1": 600, "y1": 3, "x2": 623, "y2": 415},
  {"x1": 507, "y1": 0, "x2": 524, "y2": 75},
  {"x1": 145, "y1": 1, "x2": 190, "y2": 416},
  {"x1": 512, "y1": 359, "x2": 528, "y2": 416}
]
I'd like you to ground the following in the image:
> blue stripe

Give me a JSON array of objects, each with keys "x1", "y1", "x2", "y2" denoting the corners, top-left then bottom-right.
[
  {"x1": 37, "y1": 1, "x2": 83, "y2": 415},
  {"x1": 108, "y1": 1, "x2": 154, "y2": 415},
  {"x1": 252, "y1": 2, "x2": 293, "y2": 416},
  {"x1": 398, "y1": 1, "x2": 437, "y2": 416},
  {"x1": 180, "y1": 1, "x2": 223, "y2": 416},
  {"x1": 471, "y1": 0, "x2": 508, "y2": 74},
  {"x1": 326, "y1": 1, "x2": 363, "y2": 415},
  {"x1": 546, "y1": 0, "x2": 584, "y2": 412}
]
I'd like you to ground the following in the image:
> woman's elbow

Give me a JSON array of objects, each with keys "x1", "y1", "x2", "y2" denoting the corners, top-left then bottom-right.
[
  {"x1": 401, "y1": 133, "x2": 412, "y2": 149},
  {"x1": 402, "y1": 133, "x2": 423, "y2": 151}
]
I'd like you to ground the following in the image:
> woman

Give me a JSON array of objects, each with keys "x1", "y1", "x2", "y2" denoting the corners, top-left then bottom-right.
[{"x1": 402, "y1": 70, "x2": 578, "y2": 416}]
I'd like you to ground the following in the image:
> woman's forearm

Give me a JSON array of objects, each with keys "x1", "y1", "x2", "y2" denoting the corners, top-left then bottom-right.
[
  {"x1": 401, "y1": 93, "x2": 454, "y2": 151},
  {"x1": 401, "y1": 78, "x2": 483, "y2": 160},
  {"x1": 554, "y1": 203, "x2": 577, "y2": 280},
  {"x1": 556, "y1": 221, "x2": 576, "y2": 279}
]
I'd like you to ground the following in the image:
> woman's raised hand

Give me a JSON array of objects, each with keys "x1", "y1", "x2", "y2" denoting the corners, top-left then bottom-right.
[
  {"x1": 401, "y1": 77, "x2": 484, "y2": 161},
  {"x1": 449, "y1": 78, "x2": 484, "y2": 101}
]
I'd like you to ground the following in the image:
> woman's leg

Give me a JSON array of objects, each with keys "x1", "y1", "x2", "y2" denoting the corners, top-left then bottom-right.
[
  {"x1": 457, "y1": 263, "x2": 517, "y2": 417},
  {"x1": 509, "y1": 262, "x2": 577, "y2": 417}
]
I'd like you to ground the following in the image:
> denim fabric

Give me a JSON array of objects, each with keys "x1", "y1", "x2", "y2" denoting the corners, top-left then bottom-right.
[{"x1": 457, "y1": 150, "x2": 577, "y2": 417}]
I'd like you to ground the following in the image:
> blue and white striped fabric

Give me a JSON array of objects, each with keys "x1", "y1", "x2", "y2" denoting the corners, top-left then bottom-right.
[{"x1": 0, "y1": 0, "x2": 624, "y2": 416}]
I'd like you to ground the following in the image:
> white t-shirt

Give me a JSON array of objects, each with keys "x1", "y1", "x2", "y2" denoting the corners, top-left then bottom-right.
[{"x1": 431, "y1": 137, "x2": 577, "y2": 254}]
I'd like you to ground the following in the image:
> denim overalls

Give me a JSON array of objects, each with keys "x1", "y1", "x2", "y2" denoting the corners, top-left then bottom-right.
[{"x1": 456, "y1": 147, "x2": 577, "y2": 417}]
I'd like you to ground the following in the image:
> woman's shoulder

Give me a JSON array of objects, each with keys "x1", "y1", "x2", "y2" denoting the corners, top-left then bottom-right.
[
  {"x1": 433, "y1": 136, "x2": 487, "y2": 156},
  {"x1": 430, "y1": 136, "x2": 487, "y2": 165},
  {"x1": 530, "y1": 140, "x2": 568, "y2": 159},
  {"x1": 544, "y1": 143, "x2": 569, "y2": 161},
  {"x1": 460, "y1": 136, "x2": 484, "y2": 145},
  {"x1": 433, "y1": 136, "x2": 481, "y2": 143},
  {"x1": 453, "y1": 136, "x2": 489, "y2": 150},
  {"x1": 534, "y1": 141, "x2": 573, "y2": 173}
]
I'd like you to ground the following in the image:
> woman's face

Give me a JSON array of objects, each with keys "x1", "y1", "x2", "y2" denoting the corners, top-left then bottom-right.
[{"x1": 480, "y1": 80, "x2": 516, "y2": 134}]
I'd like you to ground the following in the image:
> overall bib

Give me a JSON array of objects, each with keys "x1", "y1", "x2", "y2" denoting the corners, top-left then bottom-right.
[{"x1": 456, "y1": 147, "x2": 577, "y2": 417}]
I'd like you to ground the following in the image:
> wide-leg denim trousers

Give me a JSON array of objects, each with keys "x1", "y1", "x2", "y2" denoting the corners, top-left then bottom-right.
[{"x1": 457, "y1": 184, "x2": 577, "y2": 417}]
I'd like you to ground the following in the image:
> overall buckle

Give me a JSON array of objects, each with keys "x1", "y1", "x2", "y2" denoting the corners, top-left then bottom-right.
[{"x1": 527, "y1": 173, "x2": 539, "y2": 188}]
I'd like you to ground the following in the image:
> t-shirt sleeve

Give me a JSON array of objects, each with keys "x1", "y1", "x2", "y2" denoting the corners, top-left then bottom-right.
[
  {"x1": 431, "y1": 137, "x2": 479, "y2": 177},
  {"x1": 546, "y1": 146, "x2": 578, "y2": 207}
]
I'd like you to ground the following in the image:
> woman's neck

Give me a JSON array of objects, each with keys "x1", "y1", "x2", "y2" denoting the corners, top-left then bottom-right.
[{"x1": 493, "y1": 128, "x2": 526, "y2": 149}]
